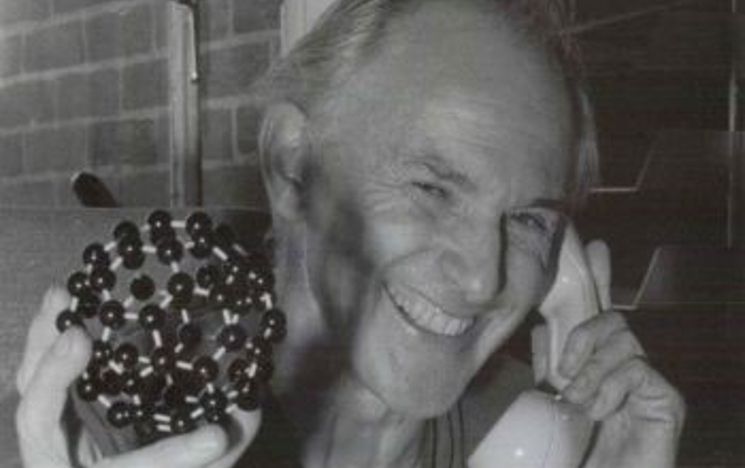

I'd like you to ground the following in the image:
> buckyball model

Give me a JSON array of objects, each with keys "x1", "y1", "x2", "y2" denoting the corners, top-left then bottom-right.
[{"x1": 55, "y1": 210, "x2": 286, "y2": 447}]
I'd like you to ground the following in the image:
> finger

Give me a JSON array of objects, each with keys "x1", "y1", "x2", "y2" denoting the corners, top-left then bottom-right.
[
  {"x1": 18, "y1": 327, "x2": 91, "y2": 441},
  {"x1": 531, "y1": 324, "x2": 549, "y2": 383},
  {"x1": 587, "y1": 357, "x2": 685, "y2": 433},
  {"x1": 587, "y1": 357, "x2": 646, "y2": 421},
  {"x1": 96, "y1": 425, "x2": 229, "y2": 468},
  {"x1": 585, "y1": 240, "x2": 611, "y2": 311},
  {"x1": 16, "y1": 286, "x2": 71, "y2": 395},
  {"x1": 16, "y1": 327, "x2": 90, "y2": 468},
  {"x1": 559, "y1": 310, "x2": 628, "y2": 379},
  {"x1": 562, "y1": 328, "x2": 644, "y2": 404}
]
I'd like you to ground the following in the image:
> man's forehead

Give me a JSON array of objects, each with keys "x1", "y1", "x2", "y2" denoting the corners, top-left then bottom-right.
[
  {"x1": 327, "y1": 0, "x2": 567, "y2": 119},
  {"x1": 312, "y1": 0, "x2": 573, "y2": 201},
  {"x1": 375, "y1": 0, "x2": 554, "y2": 82}
]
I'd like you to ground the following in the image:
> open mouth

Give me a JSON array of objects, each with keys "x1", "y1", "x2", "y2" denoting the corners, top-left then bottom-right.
[{"x1": 385, "y1": 283, "x2": 474, "y2": 337}]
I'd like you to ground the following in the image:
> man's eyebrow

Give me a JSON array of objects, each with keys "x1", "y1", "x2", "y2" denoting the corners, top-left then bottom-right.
[
  {"x1": 401, "y1": 154, "x2": 476, "y2": 191},
  {"x1": 525, "y1": 198, "x2": 569, "y2": 214}
]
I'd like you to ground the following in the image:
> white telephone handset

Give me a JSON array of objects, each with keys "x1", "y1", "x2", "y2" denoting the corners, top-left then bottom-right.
[{"x1": 469, "y1": 224, "x2": 600, "y2": 468}]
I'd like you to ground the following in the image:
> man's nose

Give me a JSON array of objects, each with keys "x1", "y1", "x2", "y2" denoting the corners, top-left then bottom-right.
[{"x1": 439, "y1": 220, "x2": 502, "y2": 306}]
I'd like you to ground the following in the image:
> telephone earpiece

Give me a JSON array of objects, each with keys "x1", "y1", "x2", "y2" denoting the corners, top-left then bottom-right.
[
  {"x1": 538, "y1": 224, "x2": 601, "y2": 390},
  {"x1": 469, "y1": 224, "x2": 602, "y2": 468}
]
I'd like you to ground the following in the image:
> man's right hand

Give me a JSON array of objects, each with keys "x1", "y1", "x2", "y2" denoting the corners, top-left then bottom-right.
[{"x1": 15, "y1": 287, "x2": 261, "y2": 468}]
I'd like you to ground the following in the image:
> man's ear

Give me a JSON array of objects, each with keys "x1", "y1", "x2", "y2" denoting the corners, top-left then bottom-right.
[{"x1": 259, "y1": 102, "x2": 310, "y2": 221}]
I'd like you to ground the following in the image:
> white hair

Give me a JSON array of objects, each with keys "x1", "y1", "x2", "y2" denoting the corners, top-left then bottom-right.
[{"x1": 254, "y1": 0, "x2": 599, "y2": 209}]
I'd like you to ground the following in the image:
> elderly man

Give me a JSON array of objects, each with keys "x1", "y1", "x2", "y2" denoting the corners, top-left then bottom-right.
[{"x1": 15, "y1": 0, "x2": 684, "y2": 466}]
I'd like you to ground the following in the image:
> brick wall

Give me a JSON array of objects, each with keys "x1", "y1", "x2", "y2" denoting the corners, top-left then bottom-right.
[{"x1": 0, "y1": 0, "x2": 280, "y2": 208}]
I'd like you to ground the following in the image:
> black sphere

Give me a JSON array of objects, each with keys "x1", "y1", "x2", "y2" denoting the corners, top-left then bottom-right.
[
  {"x1": 107, "y1": 401, "x2": 133, "y2": 429},
  {"x1": 196, "y1": 265, "x2": 220, "y2": 289},
  {"x1": 209, "y1": 284, "x2": 233, "y2": 308},
  {"x1": 252, "y1": 357, "x2": 274, "y2": 383},
  {"x1": 140, "y1": 374, "x2": 167, "y2": 403},
  {"x1": 113, "y1": 221, "x2": 140, "y2": 241},
  {"x1": 204, "y1": 409, "x2": 228, "y2": 425},
  {"x1": 156, "y1": 238, "x2": 184, "y2": 265},
  {"x1": 246, "y1": 336, "x2": 272, "y2": 360},
  {"x1": 217, "y1": 324, "x2": 247, "y2": 351},
  {"x1": 261, "y1": 309, "x2": 287, "y2": 343},
  {"x1": 77, "y1": 292, "x2": 101, "y2": 319},
  {"x1": 101, "y1": 369, "x2": 123, "y2": 395},
  {"x1": 67, "y1": 271, "x2": 89, "y2": 297},
  {"x1": 228, "y1": 358, "x2": 248, "y2": 384},
  {"x1": 130, "y1": 275, "x2": 156, "y2": 301},
  {"x1": 139, "y1": 304, "x2": 166, "y2": 331},
  {"x1": 170, "y1": 409, "x2": 195, "y2": 435},
  {"x1": 262, "y1": 324, "x2": 286, "y2": 344},
  {"x1": 89, "y1": 268, "x2": 116, "y2": 291},
  {"x1": 149, "y1": 225, "x2": 176, "y2": 245},
  {"x1": 214, "y1": 224, "x2": 235, "y2": 250},
  {"x1": 233, "y1": 290, "x2": 254, "y2": 315},
  {"x1": 115, "y1": 343, "x2": 139, "y2": 369},
  {"x1": 83, "y1": 243, "x2": 110, "y2": 268},
  {"x1": 163, "y1": 385, "x2": 187, "y2": 407},
  {"x1": 253, "y1": 271, "x2": 275, "y2": 291},
  {"x1": 76, "y1": 376, "x2": 100, "y2": 402},
  {"x1": 55, "y1": 310, "x2": 82, "y2": 332},
  {"x1": 235, "y1": 380, "x2": 260, "y2": 411},
  {"x1": 117, "y1": 235, "x2": 143, "y2": 260},
  {"x1": 200, "y1": 389, "x2": 228, "y2": 413},
  {"x1": 224, "y1": 259, "x2": 247, "y2": 280},
  {"x1": 121, "y1": 371, "x2": 143, "y2": 396},
  {"x1": 261, "y1": 308, "x2": 287, "y2": 329},
  {"x1": 147, "y1": 210, "x2": 174, "y2": 244},
  {"x1": 91, "y1": 340, "x2": 113, "y2": 365},
  {"x1": 150, "y1": 347, "x2": 175, "y2": 375},
  {"x1": 99, "y1": 300, "x2": 126, "y2": 329},
  {"x1": 193, "y1": 356, "x2": 219, "y2": 382},
  {"x1": 189, "y1": 232, "x2": 214, "y2": 259},
  {"x1": 178, "y1": 323, "x2": 202, "y2": 349},
  {"x1": 167, "y1": 272, "x2": 194, "y2": 305},
  {"x1": 133, "y1": 403, "x2": 154, "y2": 422},
  {"x1": 172, "y1": 368, "x2": 202, "y2": 395},
  {"x1": 123, "y1": 251, "x2": 146, "y2": 270},
  {"x1": 186, "y1": 211, "x2": 212, "y2": 238}
]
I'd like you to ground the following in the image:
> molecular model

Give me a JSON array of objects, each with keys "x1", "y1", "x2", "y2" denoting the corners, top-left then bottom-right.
[{"x1": 55, "y1": 210, "x2": 286, "y2": 445}]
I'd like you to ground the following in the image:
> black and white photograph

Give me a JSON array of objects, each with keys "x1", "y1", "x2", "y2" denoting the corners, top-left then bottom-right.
[{"x1": 0, "y1": 0, "x2": 740, "y2": 466}]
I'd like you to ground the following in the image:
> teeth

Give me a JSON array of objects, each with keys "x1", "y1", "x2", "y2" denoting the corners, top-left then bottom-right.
[{"x1": 388, "y1": 286, "x2": 473, "y2": 336}]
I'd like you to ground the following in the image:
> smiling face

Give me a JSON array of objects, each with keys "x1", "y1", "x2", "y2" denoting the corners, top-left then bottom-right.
[{"x1": 287, "y1": 1, "x2": 575, "y2": 417}]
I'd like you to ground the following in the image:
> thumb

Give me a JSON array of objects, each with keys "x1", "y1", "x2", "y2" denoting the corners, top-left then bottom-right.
[
  {"x1": 585, "y1": 240, "x2": 611, "y2": 311},
  {"x1": 531, "y1": 324, "x2": 549, "y2": 384},
  {"x1": 17, "y1": 327, "x2": 91, "y2": 468},
  {"x1": 17, "y1": 286, "x2": 72, "y2": 395}
]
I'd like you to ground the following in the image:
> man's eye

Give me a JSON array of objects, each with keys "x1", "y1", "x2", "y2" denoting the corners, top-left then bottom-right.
[
  {"x1": 509, "y1": 211, "x2": 550, "y2": 233},
  {"x1": 411, "y1": 181, "x2": 449, "y2": 200}
]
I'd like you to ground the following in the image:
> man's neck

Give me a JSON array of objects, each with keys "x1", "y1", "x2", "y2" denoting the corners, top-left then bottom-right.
[
  {"x1": 271, "y1": 237, "x2": 426, "y2": 467},
  {"x1": 296, "y1": 375, "x2": 425, "y2": 468}
]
